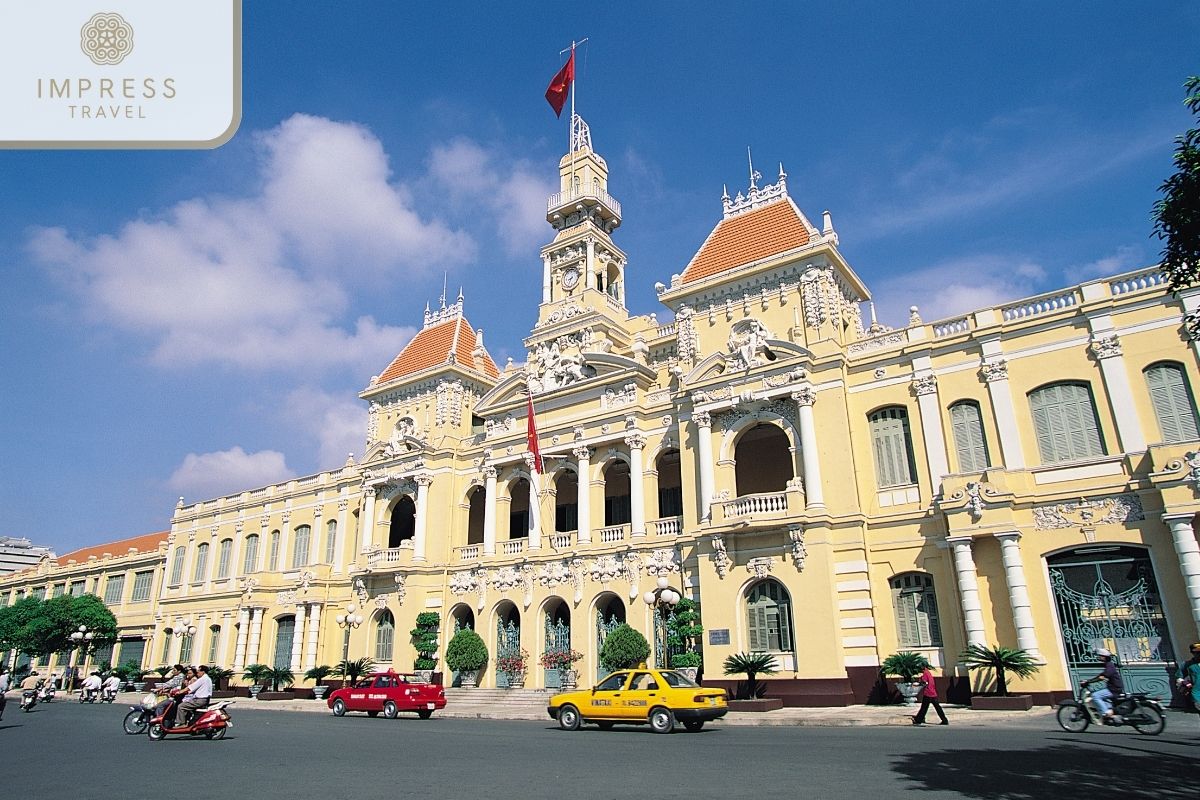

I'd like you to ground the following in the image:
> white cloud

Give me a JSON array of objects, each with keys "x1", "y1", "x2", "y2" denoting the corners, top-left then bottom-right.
[
  {"x1": 27, "y1": 114, "x2": 460, "y2": 370},
  {"x1": 281, "y1": 387, "x2": 367, "y2": 468},
  {"x1": 167, "y1": 447, "x2": 295, "y2": 501},
  {"x1": 872, "y1": 255, "x2": 1048, "y2": 326},
  {"x1": 428, "y1": 138, "x2": 556, "y2": 256},
  {"x1": 1073, "y1": 245, "x2": 1147, "y2": 280}
]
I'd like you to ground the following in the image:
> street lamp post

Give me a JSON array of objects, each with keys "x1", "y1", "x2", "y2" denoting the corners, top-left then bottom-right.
[
  {"x1": 68, "y1": 625, "x2": 96, "y2": 691},
  {"x1": 173, "y1": 619, "x2": 198, "y2": 663},
  {"x1": 643, "y1": 576, "x2": 681, "y2": 668},
  {"x1": 334, "y1": 602, "x2": 364, "y2": 662}
]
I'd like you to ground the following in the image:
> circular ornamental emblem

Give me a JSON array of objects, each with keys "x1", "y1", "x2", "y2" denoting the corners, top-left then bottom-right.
[{"x1": 80, "y1": 12, "x2": 134, "y2": 66}]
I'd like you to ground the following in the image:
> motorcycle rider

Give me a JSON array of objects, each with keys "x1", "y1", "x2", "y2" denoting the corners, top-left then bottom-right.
[
  {"x1": 1081, "y1": 647, "x2": 1124, "y2": 723},
  {"x1": 174, "y1": 664, "x2": 212, "y2": 728},
  {"x1": 20, "y1": 670, "x2": 41, "y2": 692},
  {"x1": 101, "y1": 671, "x2": 121, "y2": 700},
  {"x1": 0, "y1": 666, "x2": 9, "y2": 721},
  {"x1": 79, "y1": 670, "x2": 103, "y2": 701},
  {"x1": 152, "y1": 664, "x2": 186, "y2": 720}
]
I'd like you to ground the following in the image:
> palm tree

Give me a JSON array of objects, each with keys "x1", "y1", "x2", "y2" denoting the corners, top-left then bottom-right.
[
  {"x1": 722, "y1": 651, "x2": 779, "y2": 700},
  {"x1": 332, "y1": 657, "x2": 375, "y2": 686},
  {"x1": 241, "y1": 663, "x2": 271, "y2": 688},
  {"x1": 266, "y1": 666, "x2": 295, "y2": 692},
  {"x1": 960, "y1": 644, "x2": 1041, "y2": 697}
]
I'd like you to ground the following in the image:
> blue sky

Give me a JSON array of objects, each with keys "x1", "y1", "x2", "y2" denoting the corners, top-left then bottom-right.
[{"x1": 1, "y1": 2, "x2": 1196, "y2": 553}]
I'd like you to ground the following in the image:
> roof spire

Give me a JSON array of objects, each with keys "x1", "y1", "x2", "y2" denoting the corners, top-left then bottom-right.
[{"x1": 747, "y1": 146, "x2": 761, "y2": 191}]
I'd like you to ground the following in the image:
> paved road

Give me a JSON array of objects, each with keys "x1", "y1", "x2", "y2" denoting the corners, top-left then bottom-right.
[{"x1": 2, "y1": 700, "x2": 1194, "y2": 800}]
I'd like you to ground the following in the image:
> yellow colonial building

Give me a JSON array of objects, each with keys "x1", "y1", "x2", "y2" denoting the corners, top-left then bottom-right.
[{"x1": 7, "y1": 116, "x2": 1200, "y2": 706}]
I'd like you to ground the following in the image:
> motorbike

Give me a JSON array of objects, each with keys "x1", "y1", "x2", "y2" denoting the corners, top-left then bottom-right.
[
  {"x1": 37, "y1": 684, "x2": 56, "y2": 703},
  {"x1": 147, "y1": 690, "x2": 233, "y2": 740},
  {"x1": 20, "y1": 680, "x2": 43, "y2": 712},
  {"x1": 78, "y1": 686, "x2": 99, "y2": 703},
  {"x1": 123, "y1": 693, "x2": 158, "y2": 735},
  {"x1": 100, "y1": 686, "x2": 118, "y2": 703},
  {"x1": 1056, "y1": 686, "x2": 1165, "y2": 735}
]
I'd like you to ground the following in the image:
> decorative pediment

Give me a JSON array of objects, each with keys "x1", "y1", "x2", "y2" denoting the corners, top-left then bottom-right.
[
  {"x1": 363, "y1": 434, "x2": 427, "y2": 464},
  {"x1": 475, "y1": 352, "x2": 656, "y2": 413},
  {"x1": 684, "y1": 339, "x2": 811, "y2": 387}
]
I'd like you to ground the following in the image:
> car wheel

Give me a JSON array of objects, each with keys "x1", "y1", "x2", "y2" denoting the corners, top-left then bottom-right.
[
  {"x1": 649, "y1": 706, "x2": 675, "y2": 734},
  {"x1": 596, "y1": 721, "x2": 614, "y2": 730},
  {"x1": 367, "y1": 711, "x2": 379, "y2": 718},
  {"x1": 332, "y1": 699, "x2": 346, "y2": 717},
  {"x1": 417, "y1": 709, "x2": 433, "y2": 719},
  {"x1": 147, "y1": 723, "x2": 166, "y2": 741},
  {"x1": 557, "y1": 704, "x2": 582, "y2": 731},
  {"x1": 383, "y1": 701, "x2": 398, "y2": 719},
  {"x1": 124, "y1": 709, "x2": 149, "y2": 735},
  {"x1": 683, "y1": 720, "x2": 705, "y2": 732}
]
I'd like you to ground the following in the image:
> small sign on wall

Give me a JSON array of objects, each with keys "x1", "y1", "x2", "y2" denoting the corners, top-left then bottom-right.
[{"x1": 708, "y1": 629, "x2": 730, "y2": 645}]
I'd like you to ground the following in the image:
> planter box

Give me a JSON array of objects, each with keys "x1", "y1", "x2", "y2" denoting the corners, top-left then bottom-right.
[
  {"x1": 211, "y1": 690, "x2": 236, "y2": 699},
  {"x1": 728, "y1": 698, "x2": 784, "y2": 712},
  {"x1": 256, "y1": 691, "x2": 296, "y2": 701},
  {"x1": 971, "y1": 694, "x2": 1034, "y2": 711}
]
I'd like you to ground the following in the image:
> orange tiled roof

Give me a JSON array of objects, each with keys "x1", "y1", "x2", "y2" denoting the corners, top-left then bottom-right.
[
  {"x1": 680, "y1": 199, "x2": 811, "y2": 284},
  {"x1": 377, "y1": 316, "x2": 498, "y2": 384},
  {"x1": 57, "y1": 530, "x2": 169, "y2": 564}
]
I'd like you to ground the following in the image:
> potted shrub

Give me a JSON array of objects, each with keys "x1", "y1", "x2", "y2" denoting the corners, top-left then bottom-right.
[
  {"x1": 305, "y1": 664, "x2": 334, "y2": 699},
  {"x1": 881, "y1": 651, "x2": 931, "y2": 706},
  {"x1": 115, "y1": 660, "x2": 148, "y2": 691},
  {"x1": 722, "y1": 651, "x2": 780, "y2": 706},
  {"x1": 409, "y1": 612, "x2": 440, "y2": 683},
  {"x1": 961, "y1": 644, "x2": 1042, "y2": 710},
  {"x1": 258, "y1": 666, "x2": 295, "y2": 700},
  {"x1": 242, "y1": 663, "x2": 271, "y2": 699},
  {"x1": 496, "y1": 649, "x2": 529, "y2": 689},
  {"x1": 539, "y1": 648, "x2": 583, "y2": 690},
  {"x1": 667, "y1": 597, "x2": 704, "y2": 681},
  {"x1": 599, "y1": 624, "x2": 651, "y2": 673},
  {"x1": 445, "y1": 628, "x2": 488, "y2": 687},
  {"x1": 332, "y1": 657, "x2": 376, "y2": 688},
  {"x1": 208, "y1": 667, "x2": 235, "y2": 691}
]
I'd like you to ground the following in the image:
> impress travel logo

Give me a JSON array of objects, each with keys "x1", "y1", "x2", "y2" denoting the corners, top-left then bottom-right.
[{"x1": 0, "y1": 2, "x2": 242, "y2": 148}]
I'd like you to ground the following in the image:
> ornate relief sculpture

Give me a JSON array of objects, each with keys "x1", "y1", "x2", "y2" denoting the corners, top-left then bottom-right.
[
  {"x1": 710, "y1": 535, "x2": 731, "y2": 579},
  {"x1": 726, "y1": 319, "x2": 773, "y2": 370}
]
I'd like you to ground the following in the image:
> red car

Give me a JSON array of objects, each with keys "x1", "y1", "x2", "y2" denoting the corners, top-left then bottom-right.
[{"x1": 327, "y1": 672, "x2": 447, "y2": 719}]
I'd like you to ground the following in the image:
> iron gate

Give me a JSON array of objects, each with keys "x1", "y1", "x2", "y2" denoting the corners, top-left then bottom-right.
[
  {"x1": 1048, "y1": 547, "x2": 1174, "y2": 701},
  {"x1": 596, "y1": 611, "x2": 622, "y2": 680},
  {"x1": 495, "y1": 618, "x2": 520, "y2": 688},
  {"x1": 543, "y1": 616, "x2": 570, "y2": 689}
]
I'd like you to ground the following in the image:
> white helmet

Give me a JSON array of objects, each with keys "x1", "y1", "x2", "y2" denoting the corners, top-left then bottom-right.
[{"x1": 1094, "y1": 647, "x2": 1112, "y2": 658}]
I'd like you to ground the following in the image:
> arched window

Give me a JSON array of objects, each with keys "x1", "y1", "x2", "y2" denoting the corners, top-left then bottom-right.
[
  {"x1": 216, "y1": 538, "x2": 233, "y2": 579},
  {"x1": 1145, "y1": 362, "x2": 1199, "y2": 443},
  {"x1": 242, "y1": 534, "x2": 259, "y2": 574},
  {"x1": 467, "y1": 486, "x2": 485, "y2": 545},
  {"x1": 890, "y1": 573, "x2": 942, "y2": 648},
  {"x1": 1029, "y1": 382, "x2": 1105, "y2": 463},
  {"x1": 207, "y1": 625, "x2": 221, "y2": 663},
  {"x1": 869, "y1": 407, "x2": 917, "y2": 488},
  {"x1": 509, "y1": 479, "x2": 531, "y2": 539},
  {"x1": 268, "y1": 530, "x2": 281, "y2": 571},
  {"x1": 603, "y1": 461, "x2": 631, "y2": 526},
  {"x1": 734, "y1": 424, "x2": 793, "y2": 495},
  {"x1": 656, "y1": 449, "x2": 683, "y2": 518},
  {"x1": 375, "y1": 611, "x2": 395, "y2": 662},
  {"x1": 160, "y1": 629, "x2": 174, "y2": 664},
  {"x1": 324, "y1": 519, "x2": 338, "y2": 563},
  {"x1": 273, "y1": 616, "x2": 295, "y2": 669},
  {"x1": 292, "y1": 525, "x2": 311, "y2": 569},
  {"x1": 169, "y1": 546, "x2": 186, "y2": 586},
  {"x1": 555, "y1": 470, "x2": 579, "y2": 533},
  {"x1": 949, "y1": 401, "x2": 991, "y2": 473},
  {"x1": 746, "y1": 580, "x2": 793, "y2": 652},
  {"x1": 389, "y1": 497, "x2": 416, "y2": 548},
  {"x1": 179, "y1": 631, "x2": 194, "y2": 664}
]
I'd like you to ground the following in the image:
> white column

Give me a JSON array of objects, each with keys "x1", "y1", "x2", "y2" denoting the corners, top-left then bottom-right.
[
  {"x1": 525, "y1": 455, "x2": 543, "y2": 551},
  {"x1": 627, "y1": 433, "x2": 647, "y2": 537},
  {"x1": 361, "y1": 487, "x2": 379, "y2": 552},
  {"x1": 483, "y1": 466, "x2": 498, "y2": 555},
  {"x1": 217, "y1": 611, "x2": 232, "y2": 667},
  {"x1": 413, "y1": 474, "x2": 433, "y2": 562},
  {"x1": 792, "y1": 388, "x2": 825, "y2": 508},
  {"x1": 695, "y1": 411, "x2": 715, "y2": 521},
  {"x1": 574, "y1": 446, "x2": 592, "y2": 544},
  {"x1": 948, "y1": 536, "x2": 987, "y2": 647},
  {"x1": 247, "y1": 608, "x2": 264, "y2": 666},
  {"x1": 304, "y1": 603, "x2": 322, "y2": 672},
  {"x1": 1089, "y1": 334, "x2": 1147, "y2": 453},
  {"x1": 995, "y1": 533, "x2": 1041, "y2": 658},
  {"x1": 982, "y1": 359, "x2": 1026, "y2": 469},
  {"x1": 334, "y1": 498, "x2": 349, "y2": 573},
  {"x1": 542, "y1": 255, "x2": 552, "y2": 303},
  {"x1": 233, "y1": 607, "x2": 250, "y2": 670},
  {"x1": 290, "y1": 603, "x2": 307, "y2": 672},
  {"x1": 912, "y1": 374, "x2": 950, "y2": 493},
  {"x1": 1166, "y1": 513, "x2": 1200, "y2": 637}
]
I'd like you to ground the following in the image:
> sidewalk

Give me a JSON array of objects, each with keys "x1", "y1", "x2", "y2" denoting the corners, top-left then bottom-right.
[{"x1": 107, "y1": 691, "x2": 1056, "y2": 728}]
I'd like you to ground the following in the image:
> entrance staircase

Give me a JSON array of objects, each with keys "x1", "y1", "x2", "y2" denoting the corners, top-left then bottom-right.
[{"x1": 443, "y1": 687, "x2": 553, "y2": 720}]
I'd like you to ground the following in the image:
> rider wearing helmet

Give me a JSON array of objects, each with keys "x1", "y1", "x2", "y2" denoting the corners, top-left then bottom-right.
[{"x1": 1081, "y1": 647, "x2": 1124, "y2": 722}]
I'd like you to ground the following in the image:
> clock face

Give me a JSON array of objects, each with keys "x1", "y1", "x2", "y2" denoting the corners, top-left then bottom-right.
[{"x1": 562, "y1": 267, "x2": 580, "y2": 290}]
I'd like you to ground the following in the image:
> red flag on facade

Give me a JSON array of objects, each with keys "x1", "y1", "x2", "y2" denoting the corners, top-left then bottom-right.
[
  {"x1": 544, "y1": 51, "x2": 575, "y2": 118},
  {"x1": 526, "y1": 390, "x2": 544, "y2": 474}
]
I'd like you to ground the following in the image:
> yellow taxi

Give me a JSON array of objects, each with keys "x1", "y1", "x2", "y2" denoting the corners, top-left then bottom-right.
[{"x1": 547, "y1": 667, "x2": 727, "y2": 733}]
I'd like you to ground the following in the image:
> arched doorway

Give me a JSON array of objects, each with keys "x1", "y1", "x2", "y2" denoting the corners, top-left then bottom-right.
[
  {"x1": 495, "y1": 603, "x2": 521, "y2": 688},
  {"x1": 543, "y1": 598, "x2": 572, "y2": 689},
  {"x1": 466, "y1": 486, "x2": 485, "y2": 546},
  {"x1": 595, "y1": 594, "x2": 626, "y2": 680},
  {"x1": 656, "y1": 449, "x2": 683, "y2": 519},
  {"x1": 603, "y1": 461, "x2": 631, "y2": 526},
  {"x1": 508, "y1": 479, "x2": 530, "y2": 540},
  {"x1": 449, "y1": 604, "x2": 475, "y2": 688},
  {"x1": 1047, "y1": 545, "x2": 1175, "y2": 700},
  {"x1": 555, "y1": 470, "x2": 579, "y2": 534},
  {"x1": 389, "y1": 496, "x2": 415, "y2": 548},
  {"x1": 273, "y1": 616, "x2": 295, "y2": 669},
  {"x1": 735, "y1": 424, "x2": 793, "y2": 495}
]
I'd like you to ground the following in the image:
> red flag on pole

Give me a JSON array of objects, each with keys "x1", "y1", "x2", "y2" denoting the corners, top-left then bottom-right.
[
  {"x1": 526, "y1": 390, "x2": 544, "y2": 474},
  {"x1": 544, "y1": 51, "x2": 575, "y2": 118}
]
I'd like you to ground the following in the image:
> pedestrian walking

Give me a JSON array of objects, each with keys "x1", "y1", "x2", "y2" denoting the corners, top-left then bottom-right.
[
  {"x1": 0, "y1": 666, "x2": 9, "y2": 721},
  {"x1": 912, "y1": 664, "x2": 949, "y2": 726}
]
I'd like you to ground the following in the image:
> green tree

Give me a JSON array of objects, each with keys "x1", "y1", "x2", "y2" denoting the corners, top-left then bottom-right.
[
  {"x1": 444, "y1": 628, "x2": 488, "y2": 672},
  {"x1": 332, "y1": 657, "x2": 376, "y2": 684},
  {"x1": 598, "y1": 624, "x2": 650, "y2": 672},
  {"x1": 0, "y1": 596, "x2": 44, "y2": 655},
  {"x1": 960, "y1": 644, "x2": 1041, "y2": 697},
  {"x1": 722, "y1": 651, "x2": 779, "y2": 699},
  {"x1": 666, "y1": 598, "x2": 704, "y2": 669},
  {"x1": 0, "y1": 594, "x2": 117, "y2": 658},
  {"x1": 409, "y1": 612, "x2": 440, "y2": 670},
  {"x1": 1154, "y1": 76, "x2": 1200, "y2": 292}
]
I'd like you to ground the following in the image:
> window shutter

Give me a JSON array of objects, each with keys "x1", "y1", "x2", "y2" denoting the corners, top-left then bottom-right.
[
  {"x1": 748, "y1": 605, "x2": 767, "y2": 651},
  {"x1": 776, "y1": 600, "x2": 792, "y2": 652},
  {"x1": 1031, "y1": 383, "x2": 1103, "y2": 463},
  {"x1": 1147, "y1": 364, "x2": 1199, "y2": 443},
  {"x1": 950, "y1": 402, "x2": 990, "y2": 473},
  {"x1": 243, "y1": 535, "x2": 258, "y2": 574},
  {"x1": 217, "y1": 539, "x2": 232, "y2": 579},
  {"x1": 871, "y1": 408, "x2": 915, "y2": 487}
]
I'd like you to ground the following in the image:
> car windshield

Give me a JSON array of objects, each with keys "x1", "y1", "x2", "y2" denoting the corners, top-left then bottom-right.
[
  {"x1": 659, "y1": 670, "x2": 700, "y2": 688},
  {"x1": 354, "y1": 678, "x2": 373, "y2": 688},
  {"x1": 594, "y1": 672, "x2": 627, "y2": 692}
]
